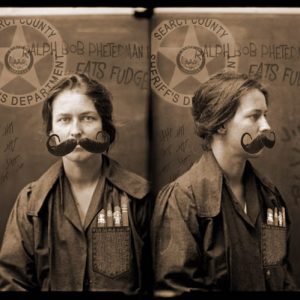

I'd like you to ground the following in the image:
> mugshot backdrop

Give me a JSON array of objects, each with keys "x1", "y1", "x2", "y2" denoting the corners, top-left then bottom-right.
[
  {"x1": 0, "y1": 12, "x2": 150, "y2": 245},
  {"x1": 151, "y1": 12, "x2": 300, "y2": 286}
]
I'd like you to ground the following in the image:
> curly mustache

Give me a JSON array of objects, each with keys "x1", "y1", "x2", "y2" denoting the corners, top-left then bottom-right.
[
  {"x1": 47, "y1": 131, "x2": 110, "y2": 156},
  {"x1": 241, "y1": 130, "x2": 275, "y2": 154}
]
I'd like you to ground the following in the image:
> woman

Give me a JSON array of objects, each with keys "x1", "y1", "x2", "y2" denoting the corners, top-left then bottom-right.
[
  {"x1": 151, "y1": 71, "x2": 297, "y2": 295},
  {"x1": 0, "y1": 73, "x2": 153, "y2": 293}
]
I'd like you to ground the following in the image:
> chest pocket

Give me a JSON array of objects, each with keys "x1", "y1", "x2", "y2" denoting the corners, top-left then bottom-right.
[
  {"x1": 261, "y1": 224, "x2": 287, "y2": 267},
  {"x1": 92, "y1": 227, "x2": 131, "y2": 278}
]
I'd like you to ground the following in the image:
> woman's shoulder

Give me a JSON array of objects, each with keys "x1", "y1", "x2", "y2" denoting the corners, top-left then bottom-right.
[
  {"x1": 16, "y1": 160, "x2": 63, "y2": 216},
  {"x1": 105, "y1": 155, "x2": 150, "y2": 200}
]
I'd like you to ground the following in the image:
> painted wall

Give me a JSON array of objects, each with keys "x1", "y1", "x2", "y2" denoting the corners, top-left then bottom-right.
[{"x1": 0, "y1": 13, "x2": 150, "y2": 245}]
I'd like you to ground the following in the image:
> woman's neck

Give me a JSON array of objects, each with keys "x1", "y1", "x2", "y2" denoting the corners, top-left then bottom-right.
[
  {"x1": 62, "y1": 155, "x2": 102, "y2": 187},
  {"x1": 211, "y1": 142, "x2": 246, "y2": 185}
]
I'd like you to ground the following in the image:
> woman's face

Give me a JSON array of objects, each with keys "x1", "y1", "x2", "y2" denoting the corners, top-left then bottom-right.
[
  {"x1": 223, "y1": 88, "x2": 271, "y2": 159},
  {"x1": 51, "y1": 89, "x2": 103, "y2": 163}
]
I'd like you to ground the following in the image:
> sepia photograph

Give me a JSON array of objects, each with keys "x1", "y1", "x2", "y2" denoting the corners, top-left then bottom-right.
[
  {"x1": 151, "y1": 7, "x2": 300, "y2": 295},
  {"x1": 0, "y1": 5, "x2": 299, "y2": 295},
  {"x1": 0, "y1": 7, "x2": 152, "y2": 293}
]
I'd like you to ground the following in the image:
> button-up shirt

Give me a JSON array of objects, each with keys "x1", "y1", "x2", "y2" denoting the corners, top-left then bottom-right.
[
  {"x1": 0, "y1": 155, "x2": 153, "y2": 293},
  {"x1": 151, "y1": 150, "x2": 297, "y2": 294}
]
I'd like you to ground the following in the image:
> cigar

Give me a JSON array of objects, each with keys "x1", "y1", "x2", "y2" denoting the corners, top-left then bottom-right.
[
  {"x1": 97, "y1": 209, "x2": 106, "y2": 227},
  {"x1": 282, "y1": 207, "x2": 286, "y2": 227},
  {"x1": 113, "y1": 206, "x2": 121, "y2": 227},
  {"x1": 274, "y1": 207, "x2": 278, "y2": 226},
  {"x1": 278, "y1": 209, "x2": 283, "y2": 227},
  {"x1": 121, "y1": 192, "x2": 129, "y2": 227},
  {"x1": 107, "y1": 202, "x2": 113, "y2": 227},
  {"x1": 267, "y1": 208, "x2": 274, "y2": 225}
]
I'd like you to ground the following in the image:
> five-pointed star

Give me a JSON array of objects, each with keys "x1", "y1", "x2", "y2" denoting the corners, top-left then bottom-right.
[
  {"x1": 0, "y1": 24, "x2": 46, "y2": 90},
  {"x1": 158, "y1": 24, "x2": 217, "y2": 89}
]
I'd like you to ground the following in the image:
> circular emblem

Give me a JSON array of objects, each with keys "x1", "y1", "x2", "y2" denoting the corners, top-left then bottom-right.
[
  {"x1": 176, "y1": 46, "x2": 205, "y2": 75},
  {"x1": 5, "y1": 46, "x2": 34, "y2": 75},
  {"x1": 0, "y1": 18, "x2": 67, "y2": 107},
  {"x1": 151, "y1": 18, "x2": 239, "y2": 107}
]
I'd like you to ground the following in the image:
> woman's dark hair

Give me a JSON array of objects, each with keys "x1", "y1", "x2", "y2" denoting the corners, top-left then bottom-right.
[
  {"x1": 191, "y1": 70, "x2": 268, "y2": 148},
  {"x1": 42, "y1": 73, "x2": 116, "y2": 145}
]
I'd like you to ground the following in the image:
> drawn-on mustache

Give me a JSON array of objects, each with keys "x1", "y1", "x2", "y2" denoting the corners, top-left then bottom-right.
[
  {"x1": 79, "y1": 131, "x2": 110, "y2": 154},
  {"x1": 46, "y1": 131, "x2": 110, "y2": 156},
  {"x1": 47, "y1": 135, "x2": 77, "y2": 156},
  {"x1": 241, "y1": 130, "x2": 276, "y2": 154}
]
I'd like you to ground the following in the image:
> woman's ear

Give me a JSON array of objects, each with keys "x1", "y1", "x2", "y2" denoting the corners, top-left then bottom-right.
[{"x1": 217, "y1": 124, "x2": 227, "y2": 134}]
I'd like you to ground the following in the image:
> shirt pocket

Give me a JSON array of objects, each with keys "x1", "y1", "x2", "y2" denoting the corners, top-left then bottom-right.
[
  {"x1": 92, "y1": 227, "x2": 131, "y2": 278},
  {"x1": 261, "y1": 224, "x2": 287, "y2": 267}
]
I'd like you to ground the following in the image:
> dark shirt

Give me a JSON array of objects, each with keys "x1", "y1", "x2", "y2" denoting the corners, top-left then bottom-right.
[
  {"x1": 151, "y1": 151, "x2": 297, "y2": 295},
  {"x1": 0, "y1": 155, "x2": 153, "y2": 293},
  {"x1": 223, "y1": 165, "x2": 266, "y2": 290}
]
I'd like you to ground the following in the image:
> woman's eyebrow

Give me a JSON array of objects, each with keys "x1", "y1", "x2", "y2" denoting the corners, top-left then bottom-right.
[
  {"x1": 245, "y1": 109, "x2": 267, "y2": 114},
  {"x1": 55, "y1": 113, "x2": 71, "y2": 117},
  {"x1": 80, "y1": 111, "x2": 98, "y2": 115}
]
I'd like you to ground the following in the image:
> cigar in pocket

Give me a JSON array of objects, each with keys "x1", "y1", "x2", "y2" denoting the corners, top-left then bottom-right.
[
  {"x1": 274, "y1": 207, "x2": 278, "y2": 226},
  {"x1": 107, "y1": 202, "x2": 113, "y2": 227},
  {"x1": 282, "y1": 207, "x2": 286, "y2": 227},
  {"x1": 113, "y1": 205, "x2": 121, "y2": 227},
  {"x1": 267, "y1": 208, "x2": 274, "y2": 225},
  {"x1": 97, "y1": 209, "x2": 106, "y2": 227},
  {"x1": 278, "y1": 208, "x2": 283, "y2": 227},
  {"x1": 121, "y1": 192, "x2": 129, "y2": 227}
]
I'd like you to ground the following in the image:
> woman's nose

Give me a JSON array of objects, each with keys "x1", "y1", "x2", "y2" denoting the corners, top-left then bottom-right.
[
  {"x1": 259, "y1": 116, "x2": 271, "y2": 132},
  {"x1": 70, "y1": 119, "x2": 82, "y2": 138}
]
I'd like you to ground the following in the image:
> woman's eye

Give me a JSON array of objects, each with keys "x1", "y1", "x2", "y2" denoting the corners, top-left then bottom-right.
[
  {"x1": 250, "y1": 114, "x2": 259, "y2": 121},
  {"x1": 83, "y1": 116, "x2": 95, "y2": 121},
  {"x1": 59, "y1": 117, "x2": 70, "y2": 123}
]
